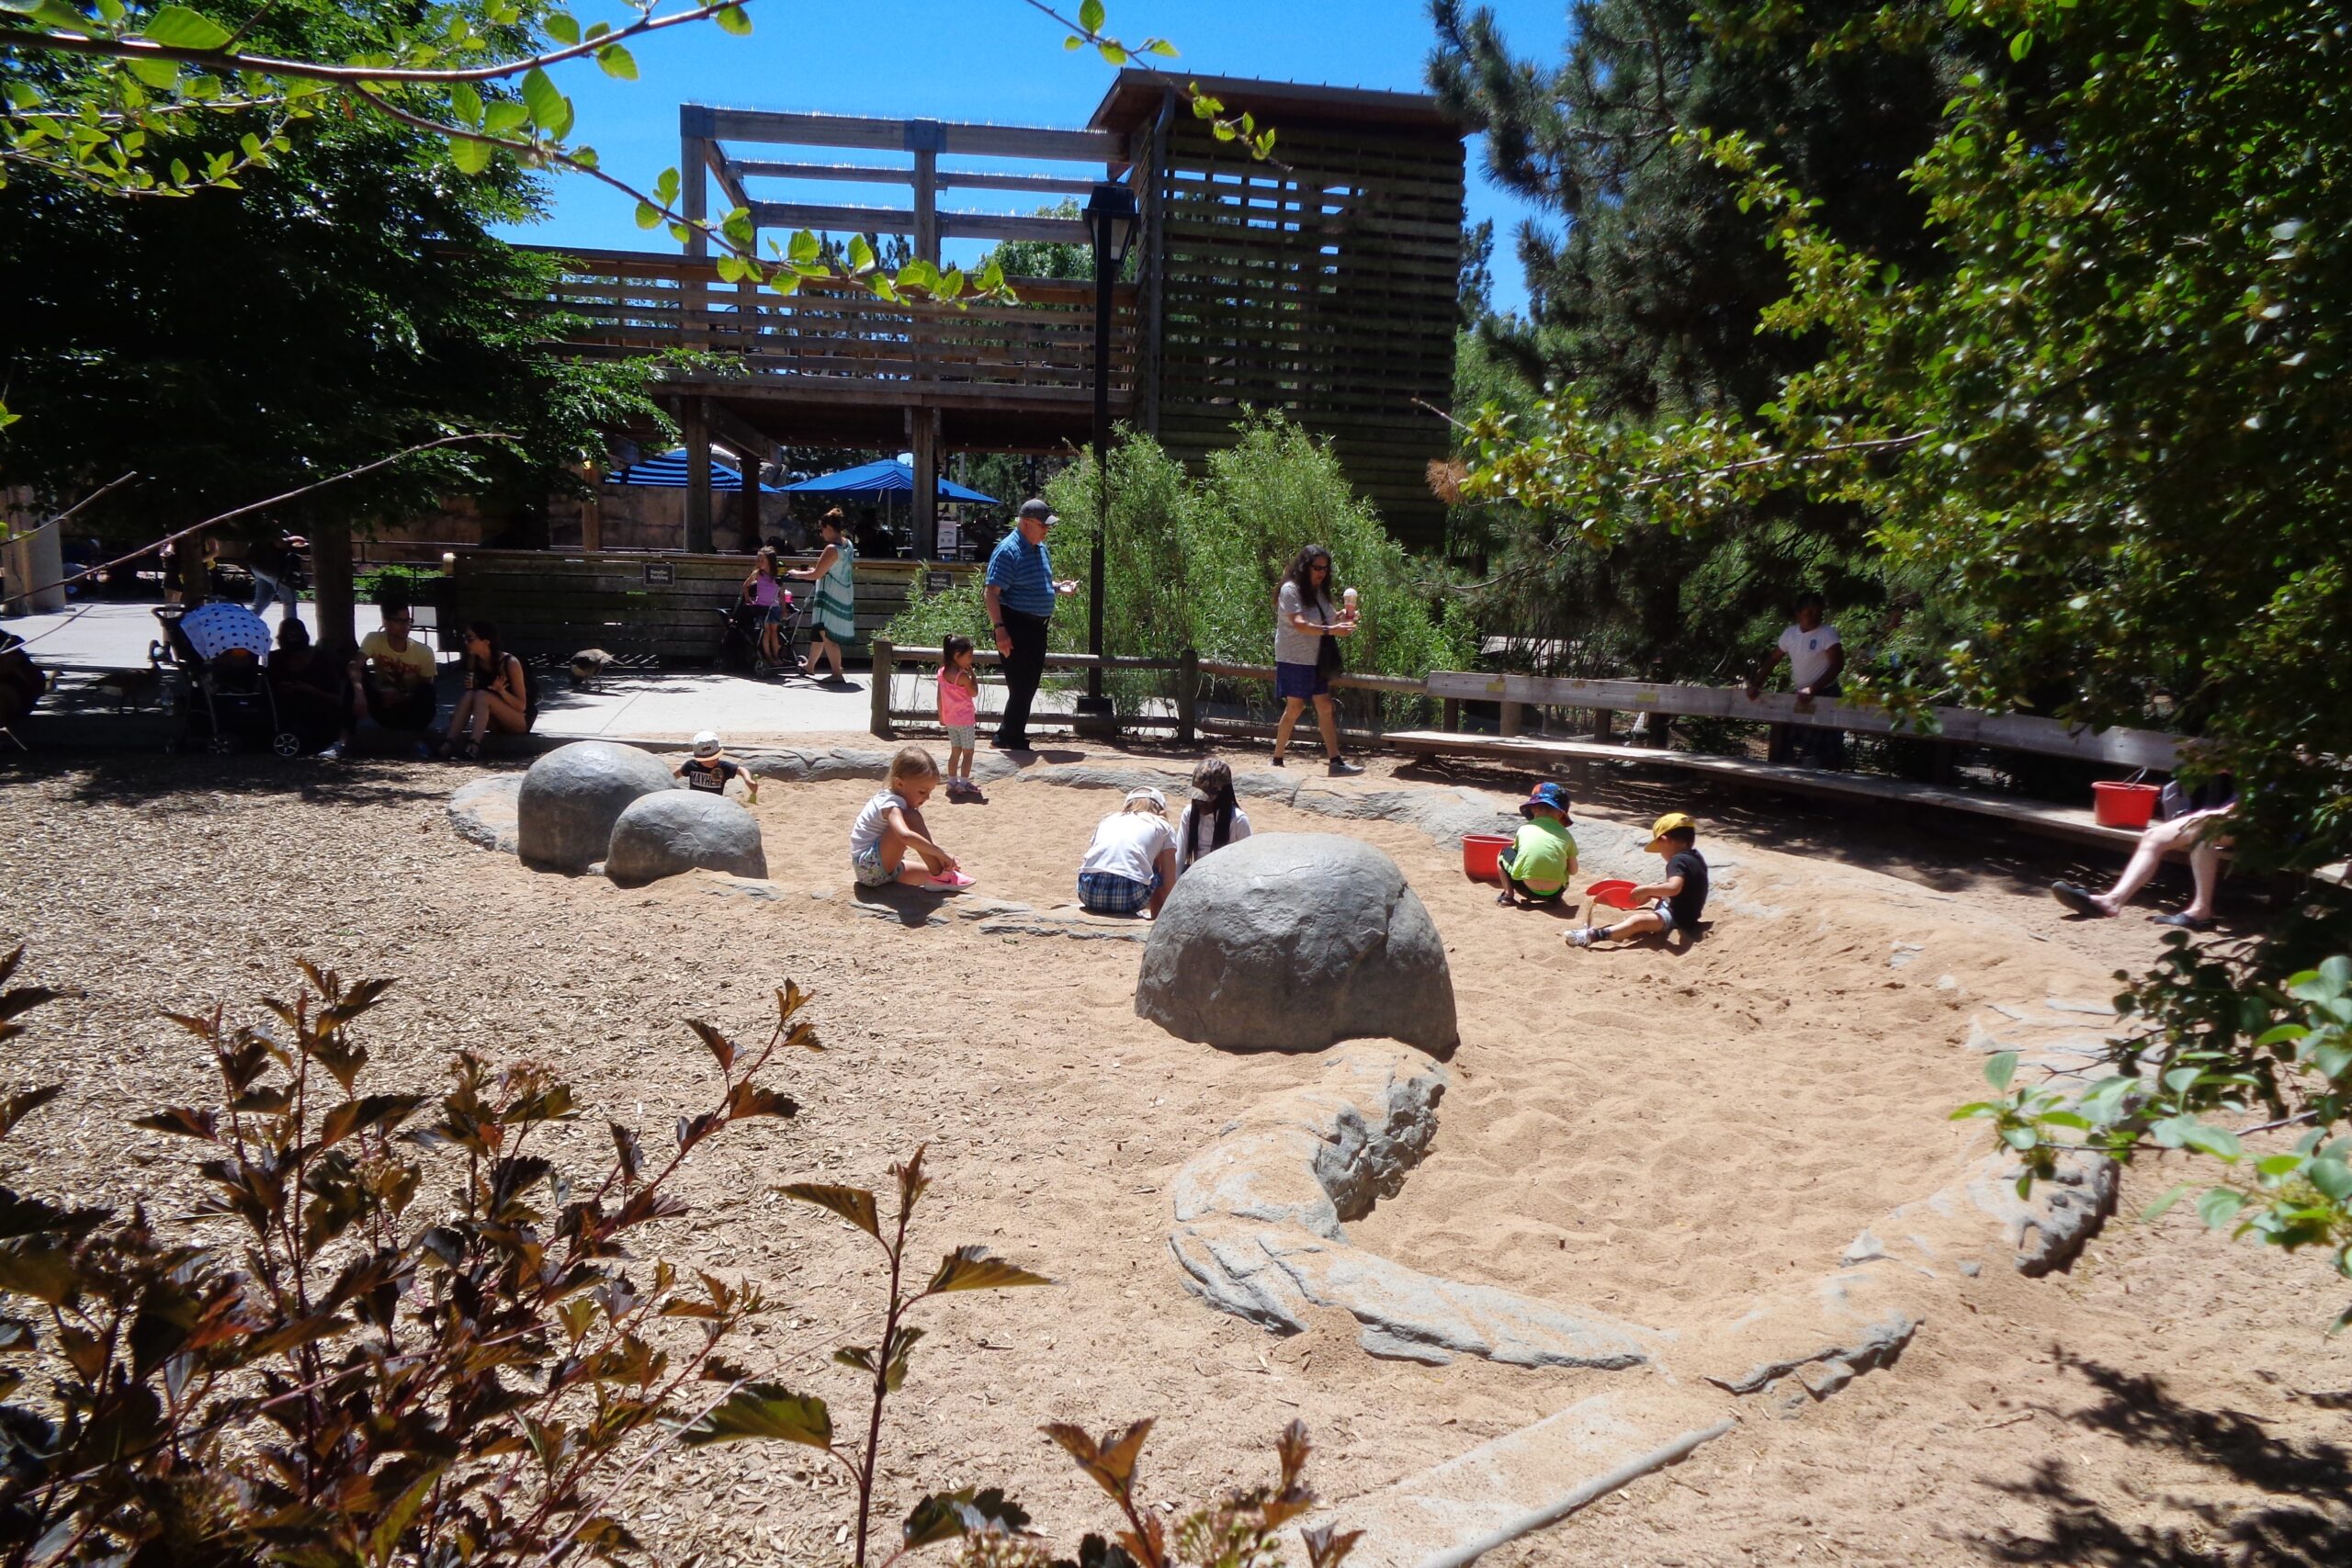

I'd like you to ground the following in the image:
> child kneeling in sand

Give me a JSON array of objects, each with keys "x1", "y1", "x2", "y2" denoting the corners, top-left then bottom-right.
[
  {"x1": 1567, "y1": 812, "x2": 1708, "y2": 948},
  {"x1": 850, "y1": 748, "x2": 972, "y2": 890},
  {"x1": 1496, "y1": 782, "x2": 1577, "y2": 908},
  {"x1": 1078, "y1": 787, "x2": 1180, "y2": 919}
]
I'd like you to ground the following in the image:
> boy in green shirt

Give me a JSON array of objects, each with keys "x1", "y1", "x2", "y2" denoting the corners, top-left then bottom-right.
[{"x1": 1496, "y1": 782, "x2": 1578, "y2": 908}]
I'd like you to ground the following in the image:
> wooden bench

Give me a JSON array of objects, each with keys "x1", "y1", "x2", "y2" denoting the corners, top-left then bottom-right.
[{"x1": 1385, "y1": 729, "x2": 2145, "y2": 852}]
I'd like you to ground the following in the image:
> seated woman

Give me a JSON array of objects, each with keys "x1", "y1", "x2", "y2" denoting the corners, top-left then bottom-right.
[
  {"x1": 1077, "y1": 787, "x2": 1180, "y2": 919},
  {"x1": 1172, "y1": 758, "x2": 1251, "y2": 878},
  {"x1": 438, "y1": 621, "x2": 533, "y2": 760},
  {"x1": 266, "y1": 619, "x2": 345, "y2": 748}
]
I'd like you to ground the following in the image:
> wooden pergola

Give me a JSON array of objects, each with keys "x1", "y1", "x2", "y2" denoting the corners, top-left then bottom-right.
[{"x1": 538, "y1": 72, "x2": 1466, "y2": 554}]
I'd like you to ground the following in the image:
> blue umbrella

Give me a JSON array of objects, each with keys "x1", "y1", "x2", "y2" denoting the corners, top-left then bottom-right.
[
  {"x1": 780, "y1": 459, "x2": 997, "y2": 504},
  {"x1": 604, "y1": 448, "x2": 785, "y2": 493}
]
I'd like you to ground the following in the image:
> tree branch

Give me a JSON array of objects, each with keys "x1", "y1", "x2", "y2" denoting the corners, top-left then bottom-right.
[{"x1": 0, "y1": 1, "x2": 745, "y2": 85}]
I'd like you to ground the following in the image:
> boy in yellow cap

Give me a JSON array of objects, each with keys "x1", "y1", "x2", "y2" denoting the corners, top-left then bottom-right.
[{"x1": 1567, "y1": 812, "x2": 1708, "y2": 948}]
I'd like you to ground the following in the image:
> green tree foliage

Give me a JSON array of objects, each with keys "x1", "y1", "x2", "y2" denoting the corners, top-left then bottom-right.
[
  {"x1": 1457, "y1": 0, "x2": 2352, "y2": 1313},
  {"x1": 1428, "y1": 0, "x2": 1969, "y2": 679},
  {"x1": 888, "y1": 418, "x2": 1475, "y2": 703}
]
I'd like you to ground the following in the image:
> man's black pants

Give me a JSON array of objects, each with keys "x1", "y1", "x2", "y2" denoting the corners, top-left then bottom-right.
[{"x1": 993, "y1": 609, "x2": 1050, "y2": 748}]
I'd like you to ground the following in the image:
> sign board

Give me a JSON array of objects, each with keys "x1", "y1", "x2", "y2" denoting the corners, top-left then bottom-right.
[
  {"x1": 643, "y1": 561, "x2": 675, "y2": 586},
  {"x1": 926, "y1": 570, "x2": 955, "y2": 593}
]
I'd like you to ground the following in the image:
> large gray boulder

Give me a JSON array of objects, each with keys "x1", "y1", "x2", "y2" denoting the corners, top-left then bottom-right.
[
  {"x1": 1137, "y1": 832, "x2": 1457, "y2": 1055},
  {"x1": 605, "y1": 790, "x2": 767, "y2": 885},
  {"x1": 516, "y1": 741, "x2": 676, "y2": 872}
]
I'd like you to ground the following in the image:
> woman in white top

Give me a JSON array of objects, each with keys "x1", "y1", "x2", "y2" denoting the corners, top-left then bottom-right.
[
  {"x1": 1173, "y1": 757, "x2": 1251, "y2": 876},
  {"x1": 1269, "y1": 542, "x2": 1362, "y2": 775},
  {"x1": 1077, "y1": 787, "x2": 1181, "y2": 919}
]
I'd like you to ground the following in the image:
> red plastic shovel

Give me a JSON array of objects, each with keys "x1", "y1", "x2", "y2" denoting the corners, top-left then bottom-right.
[{"x1": 1585, "y1": 878, "x2": 1640, "y2": 910}]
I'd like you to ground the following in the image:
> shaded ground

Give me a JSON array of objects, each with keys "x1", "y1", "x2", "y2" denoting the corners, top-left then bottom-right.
[{"x1": 0, "y1": 737, "x2": 2344, "y2": 1567}]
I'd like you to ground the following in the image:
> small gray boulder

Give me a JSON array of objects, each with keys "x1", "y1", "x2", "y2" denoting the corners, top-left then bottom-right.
[
  {"x1": 1137, "y1": 832, "x2": 1457, "y2": 1055},
  {"x1": 605, "y1": 790, "x2": 767, "y2": 885},
  {"x1": 517, "y1": 741, "x2": 676, "y2": 872}
]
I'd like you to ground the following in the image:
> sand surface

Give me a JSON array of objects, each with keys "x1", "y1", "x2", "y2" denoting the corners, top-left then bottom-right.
[{"x1": 2, "y1": 737, "x2": 2346, "y2": 1565}]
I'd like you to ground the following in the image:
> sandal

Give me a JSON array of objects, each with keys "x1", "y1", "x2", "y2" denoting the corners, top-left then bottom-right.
[
  {"x1": 1495, "y1": 888, "x2": 1518, "y2": 908},
  {"x1": 2051, "y1": 882, "x2": 2109, "y2": 918},
  {"x1": 2151, "y1": 911, "x2": 2214, "y2": 931}
]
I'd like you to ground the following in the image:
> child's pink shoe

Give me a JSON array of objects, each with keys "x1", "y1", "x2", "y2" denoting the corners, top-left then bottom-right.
[{"x1": 925, "y1": 871, "x2": 977, "y2": 891}]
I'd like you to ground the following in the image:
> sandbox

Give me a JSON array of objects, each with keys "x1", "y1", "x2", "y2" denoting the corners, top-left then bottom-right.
[{"x1": 8, "y1": 744, "x2": 2347, "y2": 1566}]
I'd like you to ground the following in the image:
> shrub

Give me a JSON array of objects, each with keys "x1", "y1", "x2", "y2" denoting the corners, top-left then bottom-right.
[{"x1": 0, "y1": 953, "x2": 1363, "y2": 1567}]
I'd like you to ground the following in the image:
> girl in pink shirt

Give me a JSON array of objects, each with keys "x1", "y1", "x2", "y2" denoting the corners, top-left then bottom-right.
[{"x1": 938, "y1": 634, "x2": 982, "y2": 799}]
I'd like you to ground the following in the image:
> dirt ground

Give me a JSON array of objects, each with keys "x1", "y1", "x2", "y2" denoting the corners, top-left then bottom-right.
[{"x1": 1, "y1": 736, "x2": 2346, "y2": 1567}]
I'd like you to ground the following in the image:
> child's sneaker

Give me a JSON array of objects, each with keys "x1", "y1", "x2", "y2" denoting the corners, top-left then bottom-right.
[{"x1": 1566, "y1": 927, "x2": 1597, "y2": 948}]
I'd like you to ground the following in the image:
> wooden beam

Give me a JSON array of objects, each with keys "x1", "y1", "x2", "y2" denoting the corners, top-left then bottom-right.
[
  {"x1": 935, "y1": 169, "x2": 1102, "y2": 195},
  {"x1": 685, "y1": 106, "x2": 1126, "y2": 162},
  {"x1": 705, "y1": 141, "x2": 751, "y2": 216},
  {"x1": 729, "y1": 159, "x2": 913, "y2": 184},
  {"x1": 745, "y1": 203, "x2": 1091, "y2": 243},
  {"x1": 682, "y1": 399, "x2": 713, "y2": 554}
]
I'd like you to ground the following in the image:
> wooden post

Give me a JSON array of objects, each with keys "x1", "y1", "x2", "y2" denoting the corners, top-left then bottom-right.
[
  {"x1": 908, "y1": 121, "x2": 941, "y2": 265},
  {"x1": 1177, "y1": 647, "x2": 1198, "y2": 746},
  {"x1": 1500, "y1": 700, "x2": 1523, "y2": 738},
  {"x1": 581, "y1": 479, "x2": 604, "y2": 553},
  {"x1": 682, "y1": 399, "x2": 713, "y2": 555},
  {"x1": 1592, "y1": 707, "x2": 1613, "y2": 741},
  {"x1": 1442, "y1": 697, "x2": 1460, "y2": 732},
  {"x1": 870, "y1": 638, "x2": 895, "y2": 739},
  {"x1": 909, "y1": 407, "x2": 940, "y2": 559}
]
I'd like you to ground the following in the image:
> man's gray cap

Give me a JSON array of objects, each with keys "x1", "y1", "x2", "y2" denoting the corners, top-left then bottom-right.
[{"x1": 1017, "y1": 498, "x2": 1052, "y2": 519}]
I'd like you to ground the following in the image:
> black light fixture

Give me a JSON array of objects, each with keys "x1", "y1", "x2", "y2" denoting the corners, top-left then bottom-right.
[{"x1": 1077, "y1": 180, "x2": 1141, "y2": 728}]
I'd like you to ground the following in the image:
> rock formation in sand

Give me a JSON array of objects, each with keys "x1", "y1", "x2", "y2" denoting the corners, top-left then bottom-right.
[
  {"x1": 516, "y1": 741, "x2": 675, "y2": 873},
  {"x1": 1136, "y1": 832, "x2": 1458, "y2": 1054},
  {"x1": 605, "y1": 789, "x2": 768, "y2": 885}
]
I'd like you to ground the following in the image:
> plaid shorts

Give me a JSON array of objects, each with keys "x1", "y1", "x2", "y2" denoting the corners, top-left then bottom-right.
[
  {"x1": 944, "y1": 723, "x2": 977, "y2": 750},
  {"x1": 1077, "y1": 870, "x2": 1155, "y2": 916},
  {"x1": 851, "y1": 843, "x2": 901, "y2": 887}
]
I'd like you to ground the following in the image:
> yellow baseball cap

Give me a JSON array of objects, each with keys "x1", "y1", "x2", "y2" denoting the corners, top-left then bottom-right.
[{"x1": 1645, "y1": 812, "x2": 1697, "y2": 852}]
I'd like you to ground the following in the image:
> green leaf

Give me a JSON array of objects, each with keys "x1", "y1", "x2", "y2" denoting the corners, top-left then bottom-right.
[
  {"x1": 2195, "y1": 1188, "x2": 2248, "y2": 1229},
  {"x1": 924, "y1": 1245, "x2": 1051, "y2": 1295},
  {"x1": 126, "y1": 57, "x2": 179, "y2": 88},
  {"x1": 2008, "y1": 28, "x2": 2033, "y2": 61},
  {"x1": 450, "y1": 135, "x2": 493, "y2": 175},
  {"x1": 654, "y1": 165, "x2": 681, "y2": 206},
  {"x1": 1147, "y1": 39, "x2": 1179, "y2": 57},
  {"x1": 1984, "y1": 1052, "x2": 2018, "y2": 1091},
  {"x1": 449, "y1": 81, "x2": 483, "y2": 129},
  {"x1": 545, "y1": 10, "x2": 580, "y2": 45},
  {"x1": 365, "y1": 1465, "x2": 445, "y2": 1568},
  {"x1": 2308, "y1": 1158, "x2": 2352, "y2": 1201},
  {"x1": 141, "y1": 5, "x2": 232, "y2": 50},
  {"x1": 714, "y1": 4, "x2": 752, "y2": 35},
  {"x1": 2180, "y1": 1122, "x2": 2244, "y2": 1160},
  {"x1": 1079, "y1": 0, "x2": 1106, "y2": 33},
  {"x1": 519, "y1": 67, "x2": 571, "y2": 140},
  {"x1": 483, "y1": 100, "x2": 528, "y2": 137},
  {"x1": 677, "y1": 1383, "x2": 831, "y2": 1448},
  {"x1": 782, "y1": 1182, "x2": 879, "y2": 1239},
  {"x1": 634, "y1": 200, "x2": 662, "y2": 230},
  {"x1": 847, "y1": 233, "x2": 876, "y2": 275},
  {"x1": 2142, "y1": 1182, "x2": 2190, "y2": 1220},
  {"x1": 1097, "y1": 41, "x2": 1127, "y2": 65},
  {"x1": 788, "y1": 229, "x2": 821, "y2": 265},
  {"x1": 595, "y1": 42, "x2": 637, "y2": 81}
]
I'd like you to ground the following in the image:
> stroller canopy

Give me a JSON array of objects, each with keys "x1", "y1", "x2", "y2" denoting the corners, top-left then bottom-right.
[{"x1": 178, "y1": 603, "x2": 273, "y2": 661}]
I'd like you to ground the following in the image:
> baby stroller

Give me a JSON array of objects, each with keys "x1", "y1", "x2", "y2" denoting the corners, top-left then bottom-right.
[
  {"x1": 153, "y1": 603, "x2": 302, "y2": 756},
  {"x1": 716, "y1": 584, "x2": 801, "y2": 679}
]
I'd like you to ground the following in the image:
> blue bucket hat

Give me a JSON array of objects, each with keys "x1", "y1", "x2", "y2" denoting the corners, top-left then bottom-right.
[{"x1": 1520, "y1": 782, "x2": 1574, "y2": 819}]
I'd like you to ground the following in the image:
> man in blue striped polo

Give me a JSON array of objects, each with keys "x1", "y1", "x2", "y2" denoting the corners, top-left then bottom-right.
[{"x1": 985, "y1": 498, "x2": 1078, "y2": 750}]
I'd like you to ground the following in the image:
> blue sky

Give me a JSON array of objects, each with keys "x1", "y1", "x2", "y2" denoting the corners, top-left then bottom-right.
[{"x1": 503, "y1": 0, "x2": 1570, "y2": 314}]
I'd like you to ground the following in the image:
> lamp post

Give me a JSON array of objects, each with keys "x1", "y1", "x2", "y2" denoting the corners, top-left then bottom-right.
[{"x1": 1077, "y1": 179, "x2": 1138, "y2": 729}]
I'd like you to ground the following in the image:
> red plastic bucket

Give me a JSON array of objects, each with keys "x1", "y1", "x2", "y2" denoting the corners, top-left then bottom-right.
[
  {"x1": 1463, "y1": 833, "x2": 1511, "y2": 881},
  {"x1": 2091, "y1": 781, "x2": 2161, "y2": 829}
]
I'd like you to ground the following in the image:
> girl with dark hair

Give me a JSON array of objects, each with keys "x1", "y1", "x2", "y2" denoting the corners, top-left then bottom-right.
[
  {"x1": 1270, "y1": 542, "x2": 1361, "y2": 774},
  {"x1": 439, "y1": 620, "x2": 531, "y2": 759},
  {"x1": 742, "y1": 547, "x2": 786, "y2": 669},
  {"x1": 1174, "y1": 756, "x2": 1252, "y2": 874}
]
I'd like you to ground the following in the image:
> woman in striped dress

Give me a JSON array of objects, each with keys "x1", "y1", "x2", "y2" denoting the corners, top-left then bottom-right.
[{"x1": 787, "y1": 510, "x2": 857, "y2": 685}]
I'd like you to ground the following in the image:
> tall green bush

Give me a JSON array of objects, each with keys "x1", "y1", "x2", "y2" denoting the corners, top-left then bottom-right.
[{"x1": 888, "y1": 416, "x2": 1470, "y2": 717}]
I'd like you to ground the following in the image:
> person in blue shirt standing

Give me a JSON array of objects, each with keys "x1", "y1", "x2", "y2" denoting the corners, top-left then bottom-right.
[{"x1": 985, "y1": 498, "x2": 1078, "y2": 750}]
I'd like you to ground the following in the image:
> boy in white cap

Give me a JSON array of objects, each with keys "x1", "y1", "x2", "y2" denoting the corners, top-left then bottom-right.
[{"x1": 674, "y1": 730, "x2": 758, "y2": 803}]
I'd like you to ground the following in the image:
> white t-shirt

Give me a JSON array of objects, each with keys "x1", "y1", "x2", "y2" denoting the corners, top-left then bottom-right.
[
  {"x1": 1079, "y1": 811, "x2": 1176, "y2": 884},
  {"x1": 850, "y1": 790, "x2": 906, "y2": 853},
  {"x1": 1274, "y1": 580, "x2": 1333, "y2": 667},
  {"x1": 1777, "y1": 622, "x2": 1842, "y2": 691},
  {"x1": 1174, "y1": 802, "x2": 1252, "y2": 868}
]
